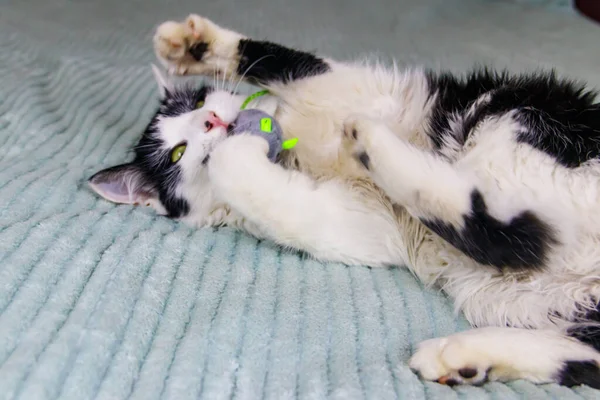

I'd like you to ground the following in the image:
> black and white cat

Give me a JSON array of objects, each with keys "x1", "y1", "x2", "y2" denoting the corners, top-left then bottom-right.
[{"x1": 89, "y1": 14, "x2": 600, "y2": 388}]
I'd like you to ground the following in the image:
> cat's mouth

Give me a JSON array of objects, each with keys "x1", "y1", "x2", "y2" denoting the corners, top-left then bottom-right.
[
  {"x1": 203, "y1": 111, "x2": 237, "y2": 136},
  {"x1": 226, "y1": 122, "x2": 236, "y2": 136},
  {"x1": 204, "y1": 111, "x2": 229, "y2": 132}
]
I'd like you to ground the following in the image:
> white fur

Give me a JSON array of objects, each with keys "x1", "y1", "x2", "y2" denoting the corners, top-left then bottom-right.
[{"x1": 140, "y1": 15, "x2": 600, "y2": 386}]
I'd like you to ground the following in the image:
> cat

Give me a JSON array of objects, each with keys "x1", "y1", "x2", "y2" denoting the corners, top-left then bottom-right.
[{"x1": 89, "y1": 14, "x2": 600, "y2": 388}]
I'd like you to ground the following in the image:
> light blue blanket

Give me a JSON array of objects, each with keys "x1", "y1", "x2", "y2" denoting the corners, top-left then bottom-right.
[{"x1": 1, "y1": 0, "x2": 600, "y2": 399}]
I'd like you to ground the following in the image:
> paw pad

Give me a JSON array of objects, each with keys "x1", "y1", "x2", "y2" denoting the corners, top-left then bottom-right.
[{"x1": 458, "y1": 367, "x2": 478, "y2": 379}]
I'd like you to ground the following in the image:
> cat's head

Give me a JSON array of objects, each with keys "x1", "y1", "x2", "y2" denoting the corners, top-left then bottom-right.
[{"x1": 88, "y1": 65, "x2": 245, "y2": 221}]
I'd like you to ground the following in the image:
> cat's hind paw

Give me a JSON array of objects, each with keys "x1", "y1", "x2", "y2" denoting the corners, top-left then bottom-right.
[
  {"x1": 409, "y1": 327, "x2": 600, "y2": 388},
  {"x1": 342, "y1": 115, "x2": 384, "y2": 170}
]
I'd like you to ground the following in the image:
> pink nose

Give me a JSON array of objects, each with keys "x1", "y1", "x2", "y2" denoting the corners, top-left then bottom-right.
[{"x1": 204, "y1": 111, "x2": 228, "y2": 132}]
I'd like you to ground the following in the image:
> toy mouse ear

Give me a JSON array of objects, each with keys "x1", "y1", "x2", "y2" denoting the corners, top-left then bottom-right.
[
  {"x1": 151, "y1": 64, "x2": 173, "y2": 98},
  {"x1": 88, "y1": 163, "x2": 157, "y2": 205}
]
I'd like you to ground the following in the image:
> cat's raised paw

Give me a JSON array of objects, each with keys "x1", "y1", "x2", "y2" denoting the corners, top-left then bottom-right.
[
  {"x1": 153, "y1": 14, "x2": 240, "y2": 77},
  {"x1": 154, "y1": 21, "x2": 192, "y2": 62},
  {"x1": 153, "y1": 14, "x2": 216, "y2": 75}
]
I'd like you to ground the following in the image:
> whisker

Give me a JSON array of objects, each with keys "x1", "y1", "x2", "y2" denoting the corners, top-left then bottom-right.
[
  {"x1": 226, "y1": 62, "x2": 235, "y2": 94},
  {"x1": 221, "y1": 59, "x2": 228, "y2": 92},
  {"x1": 212, "y1": 60, "x2": 218, "y2": 91}
]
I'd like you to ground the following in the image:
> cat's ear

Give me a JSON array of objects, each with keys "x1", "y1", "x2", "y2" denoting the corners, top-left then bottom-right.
[
  {"x1": 151, "y1": 64, "x2": 173, "y2": 98},
  {"x1": 88, "y1": 163, "x2": 158, "y2": 206}
]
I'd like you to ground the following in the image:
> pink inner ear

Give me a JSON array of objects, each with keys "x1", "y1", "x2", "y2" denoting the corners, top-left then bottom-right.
[{"x1": 90, "y1": 181, "x2": 142, "y2": 205}]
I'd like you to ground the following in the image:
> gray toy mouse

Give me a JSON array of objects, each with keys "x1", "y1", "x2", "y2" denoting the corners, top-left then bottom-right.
[{"x1": 228, "y1": 99, "x2": 298, "y2": 162}]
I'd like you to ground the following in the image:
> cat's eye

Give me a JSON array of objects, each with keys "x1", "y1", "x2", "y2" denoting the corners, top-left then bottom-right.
[
  {"x1": 171, "y1": 144, "x2": 187, "y2": 163},
  {"x1": 196, "y1": 100, "x2": 205, "y2": 109}
]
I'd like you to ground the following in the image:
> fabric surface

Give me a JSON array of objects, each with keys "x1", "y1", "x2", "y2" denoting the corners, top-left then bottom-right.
[
  {"x1": 1, "y1": 0, "x2": 600, "y2": 399},
  {"x1": 487, "y1": 0, "x2": 573, "y2": 11}
]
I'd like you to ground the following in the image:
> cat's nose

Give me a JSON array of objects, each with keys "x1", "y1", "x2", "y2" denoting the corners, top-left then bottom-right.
[{"x1": 204, "y1": 111, "x2": 228, "y2": 132}]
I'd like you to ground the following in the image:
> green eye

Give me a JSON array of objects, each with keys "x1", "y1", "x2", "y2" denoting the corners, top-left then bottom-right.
[
  {"x1": 196, "y1": 100, "x2": 205, "y2": 109},
  {"x1": 171, "y1": 144, "x2": 187, "y2": 163}
]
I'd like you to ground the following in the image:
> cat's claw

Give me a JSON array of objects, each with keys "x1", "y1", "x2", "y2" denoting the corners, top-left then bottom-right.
[{"x1": 167, "y1": 63, "x2": 189, "y2": 76}]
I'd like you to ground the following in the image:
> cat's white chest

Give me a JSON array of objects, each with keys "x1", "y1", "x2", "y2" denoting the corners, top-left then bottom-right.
[{"x1": 278, "y1": 107, "x2": 365, "y2": 178}]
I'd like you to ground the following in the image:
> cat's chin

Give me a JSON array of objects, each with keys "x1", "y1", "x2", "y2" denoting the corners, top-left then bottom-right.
[{"x1": 201, "y1": 130, "x2": 230, "y2": 166}]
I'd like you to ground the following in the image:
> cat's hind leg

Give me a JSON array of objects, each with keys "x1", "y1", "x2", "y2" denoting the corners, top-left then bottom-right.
[
  {"x1": 343, "y1": 116, "x2": 557, "y2": 271},
  {"x1": 409, "y1": 326, "x2": 600, "y2": 388}
]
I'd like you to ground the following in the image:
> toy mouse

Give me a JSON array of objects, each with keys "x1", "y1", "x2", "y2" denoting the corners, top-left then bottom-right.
[{"x1": 228, "y1": 90, "x2": 298, "y2": 162}]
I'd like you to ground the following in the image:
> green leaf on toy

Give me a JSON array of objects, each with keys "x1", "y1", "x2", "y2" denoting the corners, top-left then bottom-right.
[{"x1": 281, "y1": 138, "x2": 298, "y2": 150}]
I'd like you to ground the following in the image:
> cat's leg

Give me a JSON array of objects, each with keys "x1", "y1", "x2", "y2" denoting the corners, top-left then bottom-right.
[
  {"x1": 343, "y1": 116, "x2": 557, "y2": 270},
  {"x1": 153, "y1": 15, "x2": 331, "y2": 85},
  {"x1": 408, "y1": 326, "x2": 600, "y2": 388},
  {"x1": 205, "y1": 133, "x2": 404, "y2": 267}
]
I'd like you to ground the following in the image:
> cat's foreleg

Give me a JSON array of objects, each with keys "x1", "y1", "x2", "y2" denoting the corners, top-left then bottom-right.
[
  {"x1": 344, "y1": 116, "x2": 473, "y2": 227},
  {"x1": 344, "y1": 116, "x2": 556, "y2": 270},
  {"x1": 206, "y1": 133, "x2": 403, "y2": 267},
  {"x1": 153, "y1": 15, "x2": 331, "y2": 86}
]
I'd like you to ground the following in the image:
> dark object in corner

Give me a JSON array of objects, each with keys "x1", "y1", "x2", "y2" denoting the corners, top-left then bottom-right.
[{"x1": 576, "y1": 0, "x2": 600, "y2": 24}]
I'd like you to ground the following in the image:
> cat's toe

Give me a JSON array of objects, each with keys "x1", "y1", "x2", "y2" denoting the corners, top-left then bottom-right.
[
  {"x1": 342, "y1": 115, "x2": 371, "y2": 141},
  {"x1": 342, "y1": 116, "x2": 378, "y2": 170},
  {"x1": 167, "y1": 63, "x2": 189, "y2": 76},
  {"x1": 185, "y1": 14, "x2": 208, "y2": 41},
  {"x1": 342, "y1": 119, "x2": 359, "y2": 141}
]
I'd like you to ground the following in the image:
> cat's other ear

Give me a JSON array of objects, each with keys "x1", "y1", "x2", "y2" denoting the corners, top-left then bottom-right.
[
  {"x1": 88, "y1": 163, "x2": 158, "y2": 206},
  {"x1": 151, "y1": 63, "x2": 173, "y2": 98}
]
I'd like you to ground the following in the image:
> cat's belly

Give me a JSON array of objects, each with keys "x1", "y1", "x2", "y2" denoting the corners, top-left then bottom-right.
[{"x1": 277, "y1": 108, "x2": 369, "y2": 180}]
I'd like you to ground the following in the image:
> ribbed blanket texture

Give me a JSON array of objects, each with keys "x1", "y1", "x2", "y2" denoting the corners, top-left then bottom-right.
[{"x1": 1, "y1": 0, "x2": 599, "y2": 398}]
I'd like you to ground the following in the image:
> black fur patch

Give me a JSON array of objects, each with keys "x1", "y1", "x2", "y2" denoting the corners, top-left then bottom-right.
[
  {"x1": 420, "y1": 189, "x2": 556, "y2": 270},
  {"x1": 458, "y1": 368, "x2": 478, "y2": 379},
  {"x1": 189, "y1": 42, "x2": 209, "y2": 61},
  {"x1": 236, "y1": 39, "x2": 330, "y2": 84},
  {"x1": 125, "y1": 84, "x2": 212, "y2": 218},
  {"x1": 156, "y1": 84, "x2": 212, "y2": 118},
  {"x1": 557, "y1": 361, "x2": 600, "y2": 389},
  {"x1": 568, "y1": 325, "x2": 600, "y2": 353},
  {"x1": 567, "y1": 302, "x2": 600, "y2": 352},
  {"x1": 426, "y1": 68, "x2": 600, "y2": 168}
]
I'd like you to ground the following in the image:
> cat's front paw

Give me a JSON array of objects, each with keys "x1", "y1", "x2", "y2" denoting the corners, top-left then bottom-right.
[
  {"x1": 208, "y1": 135, "x2": 271, "y2": 205},
  {"x1": 154, "y1": 20, "x2": 193, "y2": 74},
  {"x1": 209, "y1": 134, "x2": 270, "y2": 178},
  {"x1": 153, "y1": 14, "x2": 240, "y2": 76}
]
